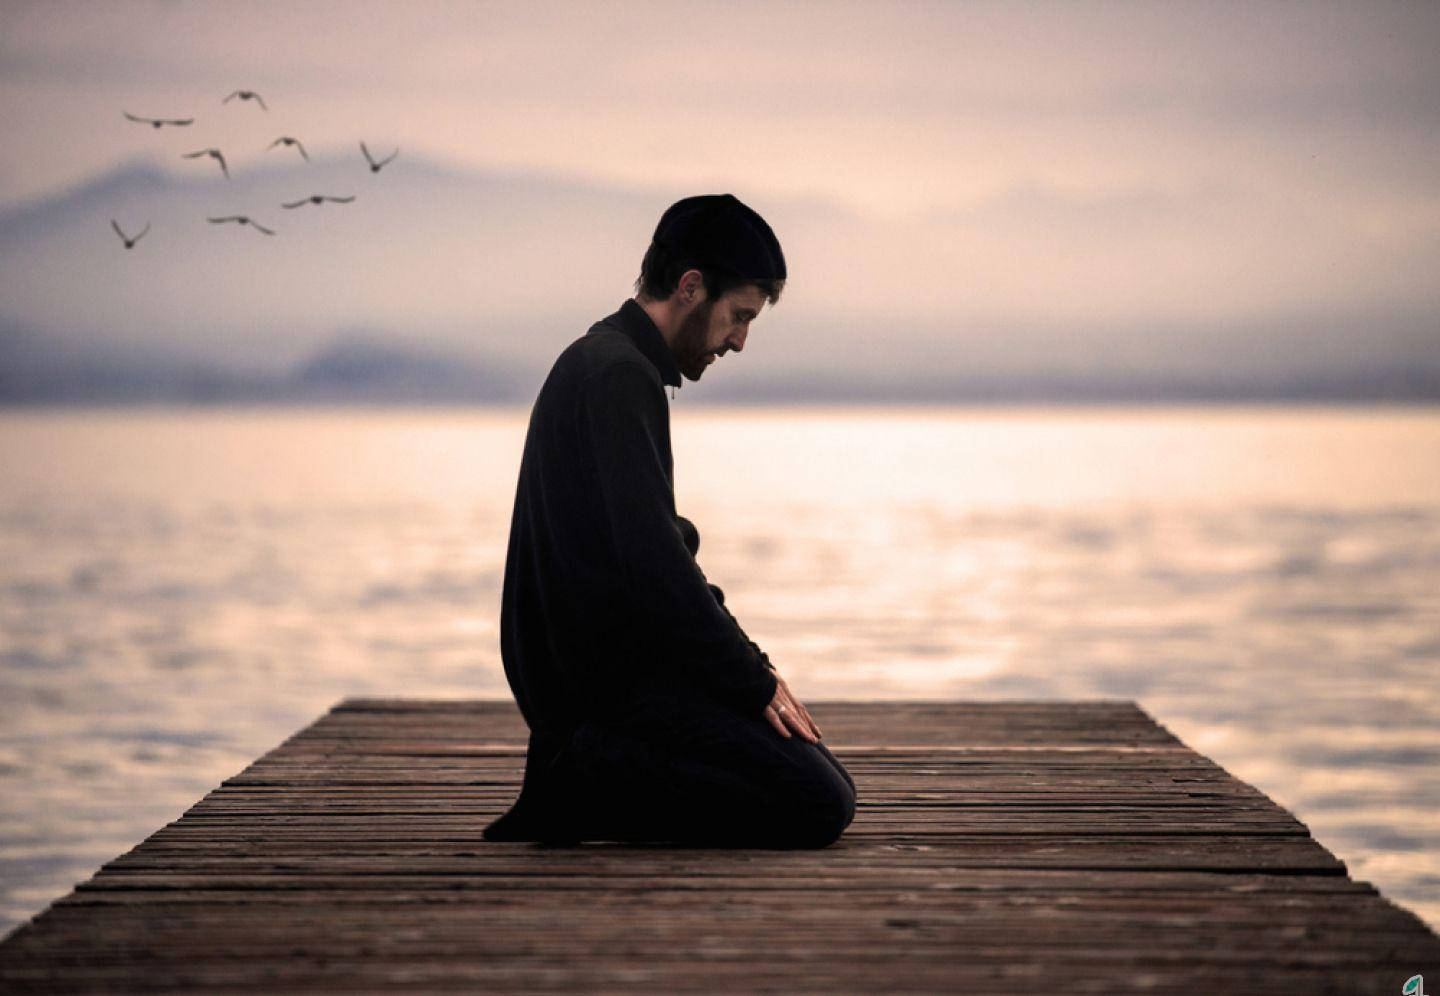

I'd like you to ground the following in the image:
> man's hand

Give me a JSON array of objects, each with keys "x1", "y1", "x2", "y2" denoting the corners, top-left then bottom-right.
[{"x1": 764, "y1": 672, "x2": 822, "y2": 743}]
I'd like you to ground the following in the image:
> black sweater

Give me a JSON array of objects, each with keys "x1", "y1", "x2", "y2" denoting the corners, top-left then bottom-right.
[{"x1": 499, "y1": 299, "x2": 778, "y2": 741}]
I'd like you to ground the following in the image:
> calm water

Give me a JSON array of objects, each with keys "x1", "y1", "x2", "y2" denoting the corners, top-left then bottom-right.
[{"x1": 2, "y1": 405, "x2": 1438, "y2": 937}]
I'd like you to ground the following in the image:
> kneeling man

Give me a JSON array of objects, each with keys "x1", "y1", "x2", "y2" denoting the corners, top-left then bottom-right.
[{"x1": 485, "y1": 194, "x2": 855, "y2": 847}]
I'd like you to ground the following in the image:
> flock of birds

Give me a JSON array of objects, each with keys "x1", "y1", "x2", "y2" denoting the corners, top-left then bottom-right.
[{"x1": 112, "y1": 90, "x2": 399, "y2": 247}]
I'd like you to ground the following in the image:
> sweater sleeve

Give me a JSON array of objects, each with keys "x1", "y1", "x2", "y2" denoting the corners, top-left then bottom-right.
[
  {"x1": 679, "y1": 514, "x2": 777, "y2": 675},
  {"x1": 579, "y1": 361, "x2": 777, "y2": 715},
  {"x1": 707, "y1": 582, "x2": 776, "y2": 672}
]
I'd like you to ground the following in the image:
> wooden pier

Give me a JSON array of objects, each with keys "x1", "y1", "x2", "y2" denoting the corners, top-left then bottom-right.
[{"x1": 2, "y1": 700, "x2": 1436, "y2": 993}]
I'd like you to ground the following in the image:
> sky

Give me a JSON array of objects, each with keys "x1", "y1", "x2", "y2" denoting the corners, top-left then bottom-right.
[{"x1": 1, "y1": 0, "x2": 1438, "y2": 395}]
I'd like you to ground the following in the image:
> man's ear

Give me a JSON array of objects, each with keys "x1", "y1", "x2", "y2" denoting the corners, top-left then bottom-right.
[{"x1": 677, "y1": 269, "x2": 706, "y2": 304}]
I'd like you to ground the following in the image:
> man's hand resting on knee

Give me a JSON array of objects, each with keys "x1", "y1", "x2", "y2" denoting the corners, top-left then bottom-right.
[{"x1": 764, "y1": 672, "x2": 822, "y2": 743}]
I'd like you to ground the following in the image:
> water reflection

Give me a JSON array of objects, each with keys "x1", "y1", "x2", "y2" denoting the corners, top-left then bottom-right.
[{"x1": 0, "y1": 405, "x2": 1437, "y2": 934}]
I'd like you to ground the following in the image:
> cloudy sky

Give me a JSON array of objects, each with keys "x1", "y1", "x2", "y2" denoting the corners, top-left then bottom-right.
[{"x1": 1, "y1": 0, "x2": 1437, "y2": 394}]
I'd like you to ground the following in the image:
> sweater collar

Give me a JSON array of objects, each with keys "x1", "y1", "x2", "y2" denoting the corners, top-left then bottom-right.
[{"x1": 598, "y1": 298, "x2": 682, "y2": 389}]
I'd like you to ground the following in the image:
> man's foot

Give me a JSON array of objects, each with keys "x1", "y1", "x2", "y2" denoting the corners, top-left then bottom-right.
[
  {"x1": 482, "y1": 790, "x2": 584, "y2": 844},
  {"x1": 481, "y1": 802, "x2": 544, "y2": 842},
  {"x1": 483, "y1": 738, "x2": 585, "y2": 845}
]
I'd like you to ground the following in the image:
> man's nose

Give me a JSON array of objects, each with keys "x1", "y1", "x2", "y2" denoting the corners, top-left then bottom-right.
[{"x1": 728, "y1": 327, "x2": 748, "y2": 353}]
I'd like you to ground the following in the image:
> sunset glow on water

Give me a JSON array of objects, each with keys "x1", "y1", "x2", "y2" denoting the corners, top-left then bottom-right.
[{"x1": 1, "y1": 404, "x2": 1437, "y2": 936}]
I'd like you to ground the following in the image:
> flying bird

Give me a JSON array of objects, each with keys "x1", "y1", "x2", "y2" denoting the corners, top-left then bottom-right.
[
  {"x1": 266, "y1": 136, "x2": 309, "y2": 161},
  {"x1": 360, "y1": 141, "x2": 398, "y2": 173},
  {"x1": 208, "y1": 215, "x2": 275, "y2": 236},
  {"x1": 182, "y1": 148, "x2": 229, "y2": 178},
  {"x1": 123, "y1": 111, "x2": 193, "y2": 129},
  {"x1": 223, "y1": 89, "x2": 268, "y2": 110},
  {"x1": 282, "y1": 195, "x2": 356, "y2": 208},
  {"x1": 110, "y1": 220, "x2": 150, "y2": 249}
]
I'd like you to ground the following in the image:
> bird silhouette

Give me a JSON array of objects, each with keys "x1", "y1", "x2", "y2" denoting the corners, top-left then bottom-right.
[
  {"x1": 360, "y1": 141, "x2": 399, "y2": 173},
  {"x1": 182, "y1": 148, "x2": 229, "y2": 178},
  {"x1": 208, "y1": 215, "x2": 274, "y2": 236},
  {"x1": 123, "y1": 111, "x2": 193, "y2": 129},
  {"x1": 282, "y1": 195, "x2": 356, "y2": 208},
  {"x1": 223, "y1": 89, "x2": 268, "y2": 110},
  {"x1": 110, "y1": 220, "x2": 151, "y2": 249},
  {"x1": 266, "y1": 136, "x2": 309, "y2": 161}
]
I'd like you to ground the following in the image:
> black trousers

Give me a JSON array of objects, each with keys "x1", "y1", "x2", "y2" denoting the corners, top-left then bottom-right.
[{"x1": 491, "y1": 692, "x2": 857, "y2": 849}]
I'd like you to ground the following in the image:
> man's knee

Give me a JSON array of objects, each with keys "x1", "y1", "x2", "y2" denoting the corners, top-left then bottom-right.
[{"x1": 781, "y1": 763, "x2": 856, "y2": 849}]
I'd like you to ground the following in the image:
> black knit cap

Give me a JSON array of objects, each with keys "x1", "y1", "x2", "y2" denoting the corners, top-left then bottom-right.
[{"x1": 651, "y1": 193, "x2": 786, "y2": 282}]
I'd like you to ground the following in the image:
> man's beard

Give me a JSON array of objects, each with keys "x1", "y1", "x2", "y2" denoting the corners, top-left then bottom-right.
[{"x1": 673, "y1": 298, "x2": 715, "y2": 382}]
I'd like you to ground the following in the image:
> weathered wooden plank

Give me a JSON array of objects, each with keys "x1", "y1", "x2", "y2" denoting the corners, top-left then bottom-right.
[
  {"x1": 98, "y1": 848, "x2": 1345, "y2": 876},
  {"x1": 103, "y1": 844, "x2": 1347, "y2": 876}
]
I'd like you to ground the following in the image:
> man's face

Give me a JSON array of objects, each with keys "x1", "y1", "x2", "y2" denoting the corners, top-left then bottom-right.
[{"x1": 671, "y1": 284, "x2": 767, "y2": 382}]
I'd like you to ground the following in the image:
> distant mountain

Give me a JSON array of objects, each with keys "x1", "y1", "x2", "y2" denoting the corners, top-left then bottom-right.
[
  {"x1": 0, "y1": 317, "x2": 521, "y2": 404},
  {"x1": 1, "y1": 154, "x2": 1437, "y2": 404},
  {"x1": 0, "y1": 152, "x2": 671, "y2": 377},
  {"x1": 0, "y1": 161, "x2": 173, "y2": 235},
  {"x1": 286, "y1": 331, "x2": 521, "y2": 402}
]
